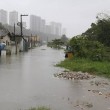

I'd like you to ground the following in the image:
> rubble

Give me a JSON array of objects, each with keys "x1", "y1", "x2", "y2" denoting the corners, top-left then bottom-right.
[
  {"x1": 54, "y1": 71, "x2": 95, "y2": 80},
  {"x1": 90, "y1": 80, "x2": 109, "y2": 86},
  {"x1": 105, "y1": 93, "x2": 110, "y2": 98},
  {"x1": 74, "y1": 101, "x2": 93, "y2": 109},
  {"x1": 99, "y1": 92, "x2": 103, "y2": 95}
]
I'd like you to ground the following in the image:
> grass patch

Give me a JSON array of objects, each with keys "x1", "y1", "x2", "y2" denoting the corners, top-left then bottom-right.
[
  {"x1": 28, "y1": 107, "x2": 50, "y2": 110},
  {"x1": 57, "y1": 58, "x2": 110, "y2": 78}
]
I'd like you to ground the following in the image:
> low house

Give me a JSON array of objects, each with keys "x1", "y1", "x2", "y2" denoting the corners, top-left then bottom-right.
[
  {"x1": 10, "y1": 34, "x2": 22, "y2": 54},
  {"x1": 0, "y1": 30, "x2": 23, "y2": 55},
  {"x1": 28, "y1": 35, "x2": 38, "y2": 48},
  {"x1": 19, "y1": 36, "x2": 30, "y2": 52},
  {"x1": 0, "y1": 28, "x2": 35, "y2": 55},
  {"x1": 0, "y1": 30, "x2": 11, "y2": 55}
]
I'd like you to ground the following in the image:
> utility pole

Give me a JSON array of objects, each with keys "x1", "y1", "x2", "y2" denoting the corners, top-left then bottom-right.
[
  {"x1": 14, "y1": 23, "x2": 17, "y2": 54},
  {"x1": 20, "y1": 14, "x2": 28, "y2": 51},
  {"x1": 31, "y1": 34, "x2": 32, "y2": 48},
  {"x1": 20, "y1": 14, "x2": 28, "y2": 40},
  {"x1": 20, "y1": 15, "x2": 23, "y2": 39}
]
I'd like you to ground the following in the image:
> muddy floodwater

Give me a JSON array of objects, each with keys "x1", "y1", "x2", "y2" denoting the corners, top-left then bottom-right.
[{"x1": 0, "y1": 46, "x2": 110, "y2": 110}]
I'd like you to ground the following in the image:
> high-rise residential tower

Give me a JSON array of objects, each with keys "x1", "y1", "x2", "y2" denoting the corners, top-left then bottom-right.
[
  {"x1": 45, "y1": 25, "x2": 51, "y2": 34},
  {"x1": 0, "y1": 9, "x2": 8, "y2": 25},
  {"x1": 9, "y1": 11, "x2": 18, "y2": 26},
  {"x1": 40, "y1": 19, "x2": 46, "y2": 33},
  {"x1": 50, "y1": 22, "x2": 62, "y2": 36},
  {"x1": 30, "y1": 15, "x2": 41, "y2": 32},
  {"x1": 30, "y1": 15, "x2": 37, "y2": 31},
  {"x1": 22, "y1": 22, "x2": 27, "y2": 28},
  {"x1": 56, "y1": 23, "x2": 62, "y2": 36}
]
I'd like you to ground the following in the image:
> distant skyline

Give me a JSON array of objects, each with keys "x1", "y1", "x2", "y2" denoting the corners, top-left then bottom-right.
[
  {"x1": 0, "y1": 0, "x2": 110, "y2": 37},
  {"x1": 0, "y1": 9, "x2": 63, "y2": 36}
]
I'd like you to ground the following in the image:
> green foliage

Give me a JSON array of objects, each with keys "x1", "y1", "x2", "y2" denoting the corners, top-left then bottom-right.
[
  {"x1": 0, "y1": 23, "x2": 5, "y2": 30},
  {"x1": 61, "y1": 34, "x2": 69, "y2": 45},
  {"x1": 83, "y1": 15, "x2": 110, "y2": 47},
  {"x1": 69, "y1": 36, "x2": 105, "y2": 61},
  {"x1": 47, "y1": 39, "x2": 64, "y2": 49},
  {"x1": 57, "y1": 13, "x2": 110, "y2": 77}
]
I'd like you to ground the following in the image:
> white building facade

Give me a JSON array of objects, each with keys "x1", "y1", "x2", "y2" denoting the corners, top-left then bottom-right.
[
  {"x1": 9, "y1": 11, "x2": 18, "y2": 27},
  {"x1": 40, "y1": 19, "x2": 45, "y2": 33},
  {"x1": 30, "y1": 15, "x2": 41, "y2": 32},
  {"x1": 0, "y1": 9, "x2": 8, "y2": 25},
  {"x1": 50, "y1": 22, "x2": 62, "y2": 36}
]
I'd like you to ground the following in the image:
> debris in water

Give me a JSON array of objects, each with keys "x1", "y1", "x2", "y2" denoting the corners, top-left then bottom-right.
[
  {"x1": 74, "y1": 101, "x2": 93, "y2": 109},
  {"x1": 54, "y1": 71, "x2": 95, "y2": 80},
  {"x1": 85, "y1": 102, "x2": 93, "y2": 108},
  {"x1": 92, "y1": 90, "x2": 100, "y2": 93}
]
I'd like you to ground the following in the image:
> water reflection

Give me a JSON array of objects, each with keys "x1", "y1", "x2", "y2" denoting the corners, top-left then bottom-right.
[
  {"x1": 0, "y1": 56, "x2": 11, "y2": 64},
  {"x1": 0, "y1": 46, "x2": 110, "y2": 110}
]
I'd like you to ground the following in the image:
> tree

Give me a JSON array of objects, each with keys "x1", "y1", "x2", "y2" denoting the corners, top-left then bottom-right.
[
  {"x1": 61, "y1": 34, "x2": 68, "y2": 45},
  {"x1": 83, "y1": 13, "x2": 110, "y2": 47},
  {"x1": 47, "y1": 39, "x2": 64, "y2": 49},
  {"x1": 0, "y1": 23, "x2": 5, "y2": 30},
  {"x1": 69, "y1": 36, "x2": 105, "y2": 61}
]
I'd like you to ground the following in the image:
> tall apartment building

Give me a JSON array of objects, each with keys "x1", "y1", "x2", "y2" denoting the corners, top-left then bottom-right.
[
  {"x1": 45, "y1": 25, "x2": 51, "y2": 34},
  {"x1": 30, "y1": 15, "x2": 37, "y2": 31},
  {"x1": 9, "y1": 11, "x2": 18, "y2": 26},
  {"x1": 50, "y1": 22, "x2": 56, "y2": 35},
  {"x1": 56, "y1": 23, "x2": 62, "y2": 36},
  {"x1": 40, "y1": 19, "x2": 45, "y2": 33},
  {"x1": 50, "y1": 22, "x2": 62, "y2": 36},
  {"x1": 22, "y1": 22, "x2": 26, "y2": 28},
  {"x1": 36, "y1": 16, "x2": 41, "y2": 32},
  {"x1": 0, "y1": 9, "x2": 8, "y2": 25},
  {"x1": 30, "y1": 15, "x2": 41, "y2": 33}
]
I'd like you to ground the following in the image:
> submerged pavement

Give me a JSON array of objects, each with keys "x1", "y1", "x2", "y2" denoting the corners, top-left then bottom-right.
[{"x1": 0, "y1": 45, "x2": 110, "y2": 110}]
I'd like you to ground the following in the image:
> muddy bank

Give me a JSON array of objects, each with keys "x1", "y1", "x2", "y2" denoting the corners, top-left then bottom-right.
[{"x1": 54, "y1": 70, "x2": 110, "y2": 110}]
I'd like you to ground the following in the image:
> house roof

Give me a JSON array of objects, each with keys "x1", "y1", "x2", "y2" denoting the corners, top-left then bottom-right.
[
  {"x1": 0, "y1": 29, "x2": 22, "y2": 43},
  {"x1": 0, "y1": 30, "x2": 7, "y2": 37}
]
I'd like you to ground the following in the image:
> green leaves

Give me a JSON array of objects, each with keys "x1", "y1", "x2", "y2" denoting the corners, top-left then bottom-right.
[
  {"x1": 69, "y1": 36, "x2": 105, "y2": 61},
  {"x1": 47, "y1": 39, "x2": 64, "y2": 49},
  {"x1": 84, "y1": 16, "x2": 110, "y2": 47}
]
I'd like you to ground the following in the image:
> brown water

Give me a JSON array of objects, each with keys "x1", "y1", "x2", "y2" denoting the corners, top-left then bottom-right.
[{"x1": 0, "y1": 46, "x2": 110, "y2": 110}]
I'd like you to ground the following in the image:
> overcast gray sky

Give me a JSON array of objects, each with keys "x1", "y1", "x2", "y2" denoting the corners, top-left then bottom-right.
[{"x1": 0, "y1": 0, "x2": 110, "y2": 37}]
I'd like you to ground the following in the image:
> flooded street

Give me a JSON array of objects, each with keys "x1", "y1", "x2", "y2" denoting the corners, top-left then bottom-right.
[{"x1": 0, "y1": 46, "x2": 110, "y2": 110}]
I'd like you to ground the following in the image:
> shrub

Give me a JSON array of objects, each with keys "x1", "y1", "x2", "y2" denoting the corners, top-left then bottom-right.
[{"x1": 69, "y1": 36, "x2": 105, "y2": 61}]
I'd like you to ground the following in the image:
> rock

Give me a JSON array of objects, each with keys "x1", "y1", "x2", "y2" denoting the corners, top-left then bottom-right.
[
  {"x1": 105, "y1": 93, "x2": 110, "y2": 98},
  {"x1": 85, "y1": 103, "x2": 93, "y2": 108},
  {"x1": 54, "y1": 71, "x2": 95, "y2": 80},
  {"x1": 95, "y1": 81, "x2": 101, "y2": 86},
  {"x1": 92, "y1": 90, "x2": 100, "y2": 93},
  {"x1": 103, "y1": 82, "x2": 109, "y2": 85},
  {"x1": 99, "y1": 92, "x2": 103, "y2": 95}
]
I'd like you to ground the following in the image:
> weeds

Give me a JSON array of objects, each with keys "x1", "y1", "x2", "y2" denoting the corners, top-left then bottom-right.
[
  {"x1": 57, "y1": 58, "x2": 110, "y2": 78},
  {"x1": 28, "y1": 107, "x2": 50, "y2": 110}
]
